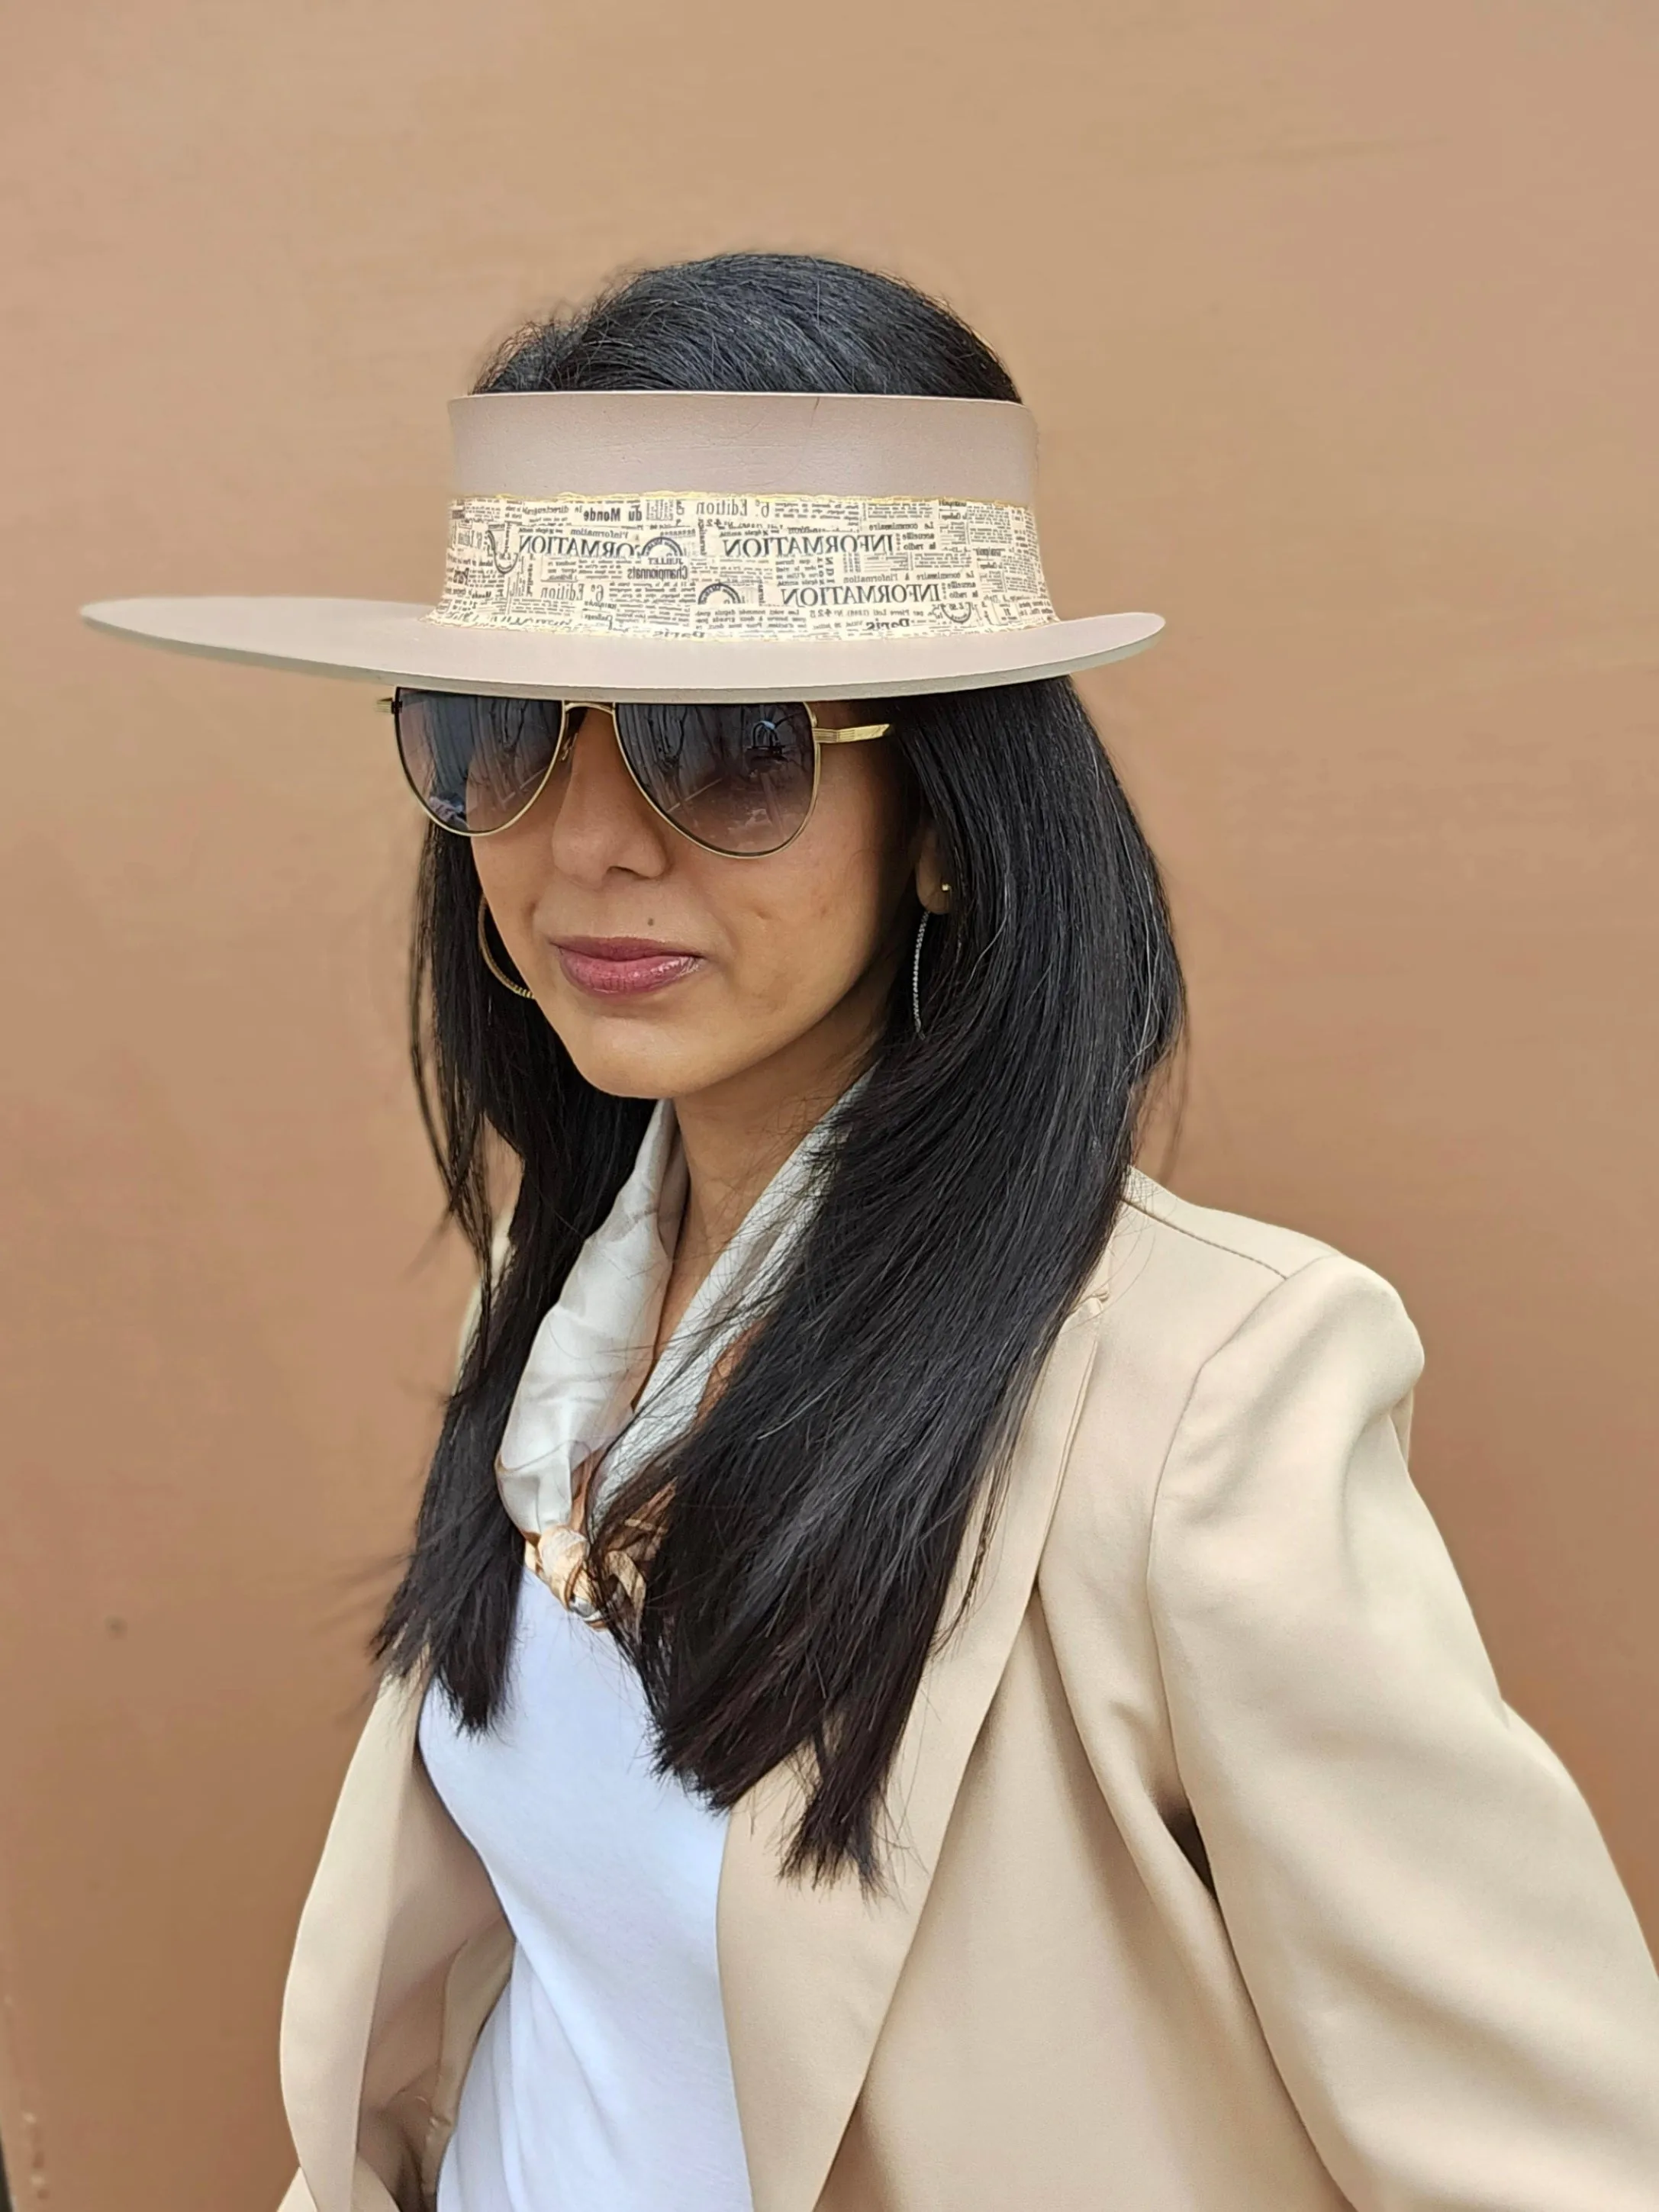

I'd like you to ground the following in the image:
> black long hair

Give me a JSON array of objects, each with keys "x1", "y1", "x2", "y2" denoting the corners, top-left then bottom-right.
[{"x1": 375, "y1": 253, "x2": 1184, "y2": 1881}]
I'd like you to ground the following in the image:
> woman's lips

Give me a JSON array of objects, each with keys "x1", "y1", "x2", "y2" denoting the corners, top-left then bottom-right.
[{"x1": 551, "y1": 935, "x2": 704, "y2": 998}]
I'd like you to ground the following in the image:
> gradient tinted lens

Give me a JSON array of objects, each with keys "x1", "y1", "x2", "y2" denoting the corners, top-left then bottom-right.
[
  {"x1": 614, "y1": 702, "x2": 817, "y2": 855},
  {"x1": 394, "y1": 691, "x2": 564, "y2": 834}
]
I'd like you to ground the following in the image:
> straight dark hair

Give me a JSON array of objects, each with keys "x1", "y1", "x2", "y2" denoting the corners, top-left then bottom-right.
[{"x1": 375, "y1": 253, "x2": 1184, "y2": 1881}]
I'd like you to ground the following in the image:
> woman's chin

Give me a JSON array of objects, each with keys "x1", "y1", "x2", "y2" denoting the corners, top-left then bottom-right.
[{"x1": 555, "y1": 1025, "x2": 747, "y2": 1104}]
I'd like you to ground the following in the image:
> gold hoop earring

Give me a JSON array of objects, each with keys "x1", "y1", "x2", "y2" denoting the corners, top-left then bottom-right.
[{"x1": 477, "y1": 892, "x2": 536, "y2": 1000}]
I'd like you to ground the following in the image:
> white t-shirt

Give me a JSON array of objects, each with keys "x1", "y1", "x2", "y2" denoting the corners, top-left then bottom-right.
[
  {"x1": 419, "y1": 1573, "x2": 749, "y2": 2212},
  {"x1": 417, "y1": 1098, "x2": 842, "y2": 2211}
]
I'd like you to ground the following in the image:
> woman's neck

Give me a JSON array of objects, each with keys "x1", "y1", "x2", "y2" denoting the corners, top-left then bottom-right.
[{"x1": 656, "y1": 1016, "x2": 871, "y2": 1353}]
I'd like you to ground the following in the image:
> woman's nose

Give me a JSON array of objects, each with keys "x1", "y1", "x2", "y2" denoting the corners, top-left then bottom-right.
[{"x1": 547, "y1": 707, "x2": 671, "y2": 881}]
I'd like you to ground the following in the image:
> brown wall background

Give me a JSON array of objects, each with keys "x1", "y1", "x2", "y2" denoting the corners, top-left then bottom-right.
[{"x1": 3, "y1": 2, "x2": 1656, "y2": 2204}]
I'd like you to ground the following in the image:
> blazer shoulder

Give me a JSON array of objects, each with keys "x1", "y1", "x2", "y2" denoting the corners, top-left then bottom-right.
[
  {"x1": 1071, "y1": 1167, "x2": 1352, "y2": 1327},
  {"x1": 1064, "y1": 1170, "x2": 1414, "y2": 1441},
  {"x1": 1047, "y1": 1175, "x2": 1420, "y2": 1583},
  {"x1": 1112, "y1": 1167, "x2": 1345, "y2": 1286}
]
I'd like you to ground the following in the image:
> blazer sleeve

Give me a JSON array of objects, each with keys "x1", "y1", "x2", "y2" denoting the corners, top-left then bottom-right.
[{"x1": 1146, "y1": 1252, "x2": 1659, "y2": 2211}]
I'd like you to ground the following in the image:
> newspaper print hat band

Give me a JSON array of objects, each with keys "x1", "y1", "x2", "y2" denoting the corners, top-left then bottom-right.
[
  {"x1": 82, "y1": 391, "x2": 1164, "y2": 703},
  {"x1": 436, "y1": 491, "x2": 1056, "y2": 641}
]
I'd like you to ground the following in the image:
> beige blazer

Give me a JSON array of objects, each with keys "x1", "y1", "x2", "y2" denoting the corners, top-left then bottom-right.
[{"x1": 275, "y1": 1174, "x2": 1659, "y2": 2212}]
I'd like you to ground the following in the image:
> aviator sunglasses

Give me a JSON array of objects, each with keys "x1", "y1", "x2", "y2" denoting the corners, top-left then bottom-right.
[{"x1": 387, "y1": 689, "x2": 894, "y2": 859}]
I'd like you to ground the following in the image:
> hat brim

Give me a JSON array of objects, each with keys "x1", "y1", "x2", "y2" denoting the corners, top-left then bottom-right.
[{"x1": 79, "y1": 597, "x2": 1163, "y2": 704}]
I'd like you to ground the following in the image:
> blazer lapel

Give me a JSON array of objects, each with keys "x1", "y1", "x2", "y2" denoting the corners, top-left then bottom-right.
[
  {"x1": 280, "y1": 1668, "x2": 502, "y2": 2212},
  {"x1": 717, "y1": 1304, "x2": 1103, "y2": 2212},
  {"x1": 281, "y1": 1673, "x2": 424, "y2": 2212}
]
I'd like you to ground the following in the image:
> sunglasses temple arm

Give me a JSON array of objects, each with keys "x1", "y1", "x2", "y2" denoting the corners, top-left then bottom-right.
[{"x1": 813, "y1": 722, "x2": 892, "y2": 746}]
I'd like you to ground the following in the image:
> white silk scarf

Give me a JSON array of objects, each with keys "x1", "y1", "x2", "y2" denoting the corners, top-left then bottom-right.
[{"x1": 493, "y1": 1094, "x2": 843, "y2": 1606}]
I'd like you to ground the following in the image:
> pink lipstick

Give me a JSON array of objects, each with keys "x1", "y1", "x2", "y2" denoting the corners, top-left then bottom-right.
[{"x1": 552, "y1": 935, "x2": 704, "y2": 998}]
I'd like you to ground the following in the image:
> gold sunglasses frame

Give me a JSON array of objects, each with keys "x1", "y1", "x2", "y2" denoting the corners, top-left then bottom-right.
[{"x1": 384, "y1": 692, "x2": 891, "y2": 859}]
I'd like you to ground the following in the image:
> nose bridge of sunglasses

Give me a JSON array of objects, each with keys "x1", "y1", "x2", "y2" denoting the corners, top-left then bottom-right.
[
  {"x1": 561, "y1": 700, "x2": 617, "y2": 752},
  {"x1": 563, "y1": 702, "x2": 657, "y2": 798}
]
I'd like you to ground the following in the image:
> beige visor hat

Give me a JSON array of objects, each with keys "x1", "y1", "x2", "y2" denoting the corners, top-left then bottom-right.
[{"x1": 81, "y1": 389, "x2": 1162, "y2": 702}]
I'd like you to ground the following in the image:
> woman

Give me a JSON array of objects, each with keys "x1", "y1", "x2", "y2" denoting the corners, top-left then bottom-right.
[{"x1": 84, "y1": 253, "x2": 1659, "y2": 2211}]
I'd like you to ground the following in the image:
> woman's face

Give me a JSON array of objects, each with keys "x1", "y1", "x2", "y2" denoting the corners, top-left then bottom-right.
[{"x1": 471, "y1": 704, "x2": 929, "y2": 1108}]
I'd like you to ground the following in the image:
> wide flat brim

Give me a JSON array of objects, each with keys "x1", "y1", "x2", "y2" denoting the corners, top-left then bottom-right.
[{"x1": 79, "y1": 597, "x2": 1164, "y2": 702}]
